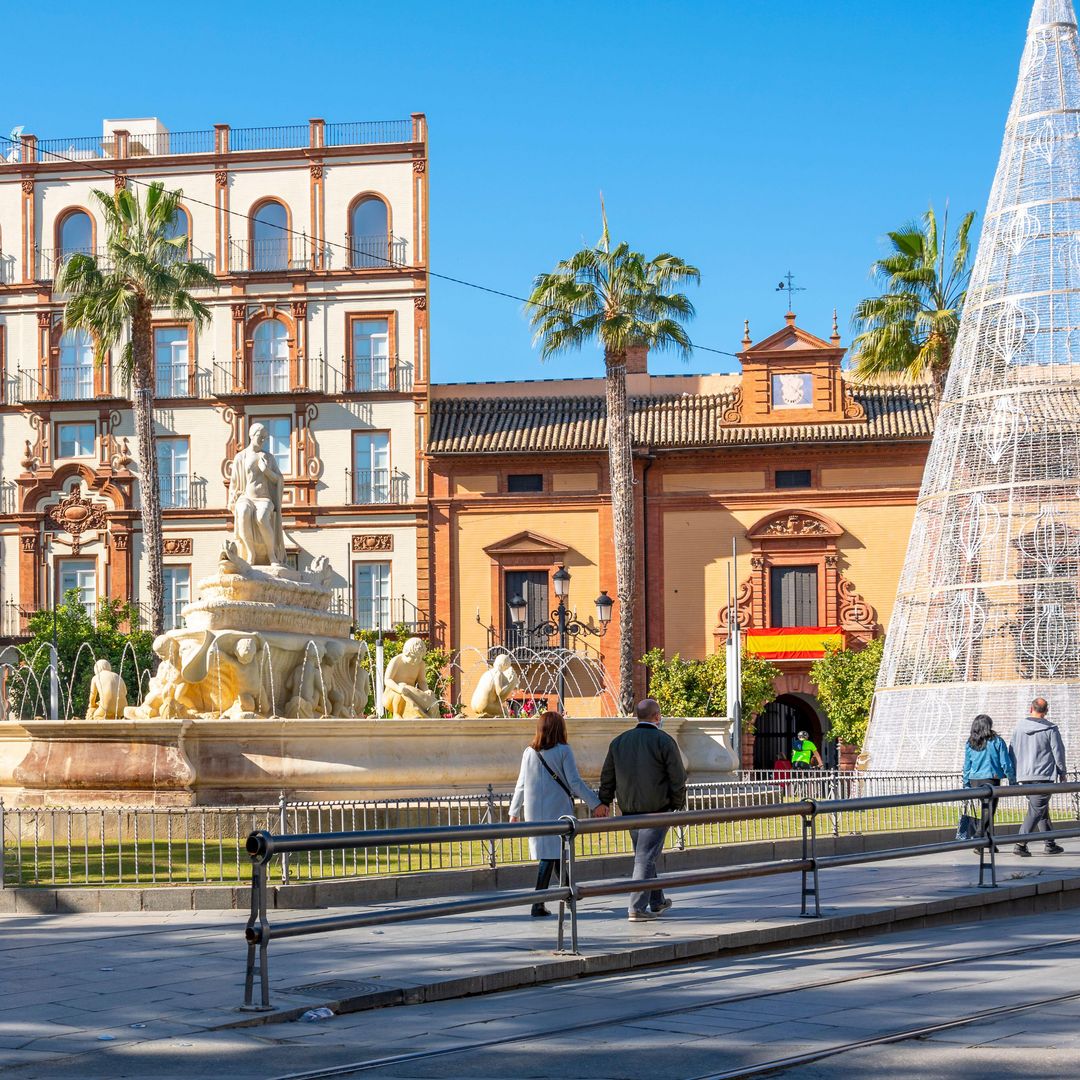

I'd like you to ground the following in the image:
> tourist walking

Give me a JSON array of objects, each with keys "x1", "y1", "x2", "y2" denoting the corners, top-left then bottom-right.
[
  {"x1": 597, "y1": 698, "x2": 687, "y2": 922},
  {"x1": 1009, "y1": 697, "x2": 1067, "y2": 857},
  {"x1": 961, "y1": 714, "x2": 1014, "y2": 847},
  {"x1": 509, "y1": 710, "x2": 604, "y2": 917}
]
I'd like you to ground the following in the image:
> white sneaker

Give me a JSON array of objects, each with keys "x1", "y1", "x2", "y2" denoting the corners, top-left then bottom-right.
[{"x1": 627, "y1": 909, "x2": 659, "y2": 922}]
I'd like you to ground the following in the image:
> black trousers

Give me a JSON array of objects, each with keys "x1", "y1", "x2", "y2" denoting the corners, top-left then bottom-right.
[
  {"x1": 966, "y1": 777, "x2": 1000, "y2": 838},
  {"x1": 535, "y1": 858, "x2": 561, "y2": 891}
]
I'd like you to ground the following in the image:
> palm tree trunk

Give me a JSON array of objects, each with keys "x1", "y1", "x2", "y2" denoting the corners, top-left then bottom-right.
[
  {"x1": 131, "y1": 301, "x2": 164, "y2": 636},
  {"x1": 605, "y1": 350, "x2": 636, "y2": 715}
]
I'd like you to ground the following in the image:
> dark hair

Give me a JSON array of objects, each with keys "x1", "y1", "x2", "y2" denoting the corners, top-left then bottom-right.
[
  {"x1": 635, "y1": 698, "x2": 661, "y2": 722},
  {"x1": 968, "y1": 714, "x2": 997, "y2": 751},
  {"x1": 531, "y1": 710, "x2": 568, "y2": 751}
]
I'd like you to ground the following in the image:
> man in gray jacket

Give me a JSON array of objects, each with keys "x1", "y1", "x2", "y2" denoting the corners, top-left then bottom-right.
[
  {"x1": 1009, "y1": 697, "x2": 1067, "y2": 856},
  {"x1": 598, "y1": 698, "x2": 687, "y2": 921}
]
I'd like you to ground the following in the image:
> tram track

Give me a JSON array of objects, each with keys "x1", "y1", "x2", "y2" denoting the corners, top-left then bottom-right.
[{"x1": 267, "y1": 932, "x2": 1080, "y2": 1079}]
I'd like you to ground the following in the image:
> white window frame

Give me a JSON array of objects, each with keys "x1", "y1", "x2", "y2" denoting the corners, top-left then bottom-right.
[
  {"x1": 354, "y1": 561, "x2": 391, "y2": 631},
  {"x1": 59, "y1": 559, "x2": 96, "y2": 617},
  {"x1": 162, "y1": 566, "x2": 190, "y2": 630},
  {"x1": 154, "y1": 327, "x2": 189, "y2": 398},
  {"x1": 353, "y1": 432, "x2": 390, "y2": 503},
  {"x1": 157, "y1": 437, "x2": 190, "y2": 509},
  {"x1": 351, "y1": 318, "x2": 390, "y2": 391},
  {"x1": 56, "y1": 421, "x2": 96, "y2": 458},
  {"x1": 253, "y1": 416, "x2": 292, "y2": 476},
  {"x1": 59, "y1": 329, "x2": 94, "y2": 400},
  {"x1": 252, "y1": 319, "x2": 290, "y2": 393}
]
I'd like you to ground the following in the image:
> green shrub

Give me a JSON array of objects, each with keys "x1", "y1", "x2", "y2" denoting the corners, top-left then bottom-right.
[{"x1": 809, "y1": 637, "x2": 885, "y2": 748}]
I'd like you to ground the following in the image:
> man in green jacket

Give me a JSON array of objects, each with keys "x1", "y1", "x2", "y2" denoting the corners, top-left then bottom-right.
[{"x1": 598, "y1": 698, "x2": 687, "y2": 922}]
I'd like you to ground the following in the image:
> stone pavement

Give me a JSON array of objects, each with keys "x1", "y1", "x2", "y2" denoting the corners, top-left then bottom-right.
[
  {"x1": 0, "y1": 844, "x2": 1078, "y2": 1076},
  {"x1": 5, "y1": 906, "x2": 1080, "y2": 1079}
]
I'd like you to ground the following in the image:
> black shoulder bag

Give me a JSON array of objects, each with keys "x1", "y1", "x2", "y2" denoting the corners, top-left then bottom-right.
[{"x1": 534, "y1": 749, "x2": 576, "y2": 802}]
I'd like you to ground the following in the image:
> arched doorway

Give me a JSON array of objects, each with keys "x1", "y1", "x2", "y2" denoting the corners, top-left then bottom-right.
[{"x1": 753, "y1": 693, "x2": 826, "y2": 769}]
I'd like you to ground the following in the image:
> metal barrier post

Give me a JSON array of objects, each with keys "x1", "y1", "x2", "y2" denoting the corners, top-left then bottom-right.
[
  {"x1": 485, "y1": 785, "x2": 498, "y2": 870},
  {"x1": 278, "y1": 792, "x2": 290, "y2": 886},
  {"x1": 0, "y1": 797, "x2": 5, "y2": 890},
  {"x1": 800, "y1": 803, "x2": 821, "y2": 918},
  {"x1": 979, "y1": 783, "x2": 998, "y2": 889},
  {"x1": 556, "y1": 815, "x2": 580, "y2": 955},
  {"x1": 241, "y1": 860, "x2": 273, "y2": 1010},
  {"x1": 830, "y1": 769, "x2": 841, "y2": 838}
]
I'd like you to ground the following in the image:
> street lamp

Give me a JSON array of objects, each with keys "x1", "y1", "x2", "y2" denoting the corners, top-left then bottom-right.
[{"x1": 509, "y1": 565, "x2": 614, "y2": 712}]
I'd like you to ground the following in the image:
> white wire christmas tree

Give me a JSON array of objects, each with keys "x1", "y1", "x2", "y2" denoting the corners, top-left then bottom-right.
[{"x1": 865, "y1": 0, "x2": 1080, "y2": 770}]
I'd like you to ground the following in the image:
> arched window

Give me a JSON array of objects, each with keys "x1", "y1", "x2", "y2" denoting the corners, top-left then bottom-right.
[
  {"x1": 163, "y1": 207, "x2": 190, "y2": 260},
  {"x1": 59, "y1": 329, "x2": 95, "y2": 399},
  {"x1": 58, "y1": 211, "x2": 93, "y2": 260},
  {"x1": 349, "y1": 196, "x2": 389, "y2": 268},
  {"x1": 251, "y1": 201, "x2": 289, "y2": 271},
  {"x1": 252, "y1": 319, "x2": 290, "y2": 392}
]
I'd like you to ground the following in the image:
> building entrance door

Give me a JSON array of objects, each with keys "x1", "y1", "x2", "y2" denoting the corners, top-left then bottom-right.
[{"x1": 753, "y1": 693, "x2": 825, "y2": 769}]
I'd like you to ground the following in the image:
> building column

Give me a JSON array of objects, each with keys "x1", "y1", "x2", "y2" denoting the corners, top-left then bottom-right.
[
  {"x1": 18, "y1": 528, "x2": 40, "y2": 630},
  {"x1": 109, "y1": 526, "x2": 132, "y2": 604}
]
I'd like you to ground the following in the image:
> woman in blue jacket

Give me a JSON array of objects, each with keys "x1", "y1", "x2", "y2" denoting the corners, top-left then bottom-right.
[{"x1": 962, "y1": 714, "x2": 1015, "y2": 846}]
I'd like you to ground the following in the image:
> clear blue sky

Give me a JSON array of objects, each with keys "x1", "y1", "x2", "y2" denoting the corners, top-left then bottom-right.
[{"x1": 4, "y1": 0, "x2": 1034, "y2": 382}]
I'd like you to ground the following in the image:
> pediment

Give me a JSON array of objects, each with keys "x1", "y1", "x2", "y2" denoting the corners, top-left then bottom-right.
[
  {"x1": 747, "y1": 509, "x2": 844, "y2": 540},
  {"x1": 744, "y1": 323, "x2": 837, "y2": 355},
  {"x1": 483, "y1": 530, "x2": 569, "y2": 558}
]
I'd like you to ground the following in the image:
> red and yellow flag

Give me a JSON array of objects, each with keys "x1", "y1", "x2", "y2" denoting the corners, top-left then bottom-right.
[{"x1": 744, "y1": 627, "x2": 843, "y2": 660}]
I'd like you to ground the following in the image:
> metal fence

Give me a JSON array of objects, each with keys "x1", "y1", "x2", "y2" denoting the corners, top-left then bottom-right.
[{"x1": 5, "y1": 771, "x2": 1079, "y2": 890}]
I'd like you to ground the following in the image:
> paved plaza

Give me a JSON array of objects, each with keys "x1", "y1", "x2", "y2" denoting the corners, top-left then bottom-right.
[{"x1": 0, "y1": 843, "x2": 1078, "y2": 1077}]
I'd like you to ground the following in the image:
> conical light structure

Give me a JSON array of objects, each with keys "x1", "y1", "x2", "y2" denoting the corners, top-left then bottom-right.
[{"x1": 865, "y1": 0, "x2": 1080, "y2": 770}]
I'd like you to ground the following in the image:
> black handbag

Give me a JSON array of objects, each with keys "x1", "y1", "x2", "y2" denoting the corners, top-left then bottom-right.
[{"x1": 956, "y1": 804, "x2": 978, "y2": 841}]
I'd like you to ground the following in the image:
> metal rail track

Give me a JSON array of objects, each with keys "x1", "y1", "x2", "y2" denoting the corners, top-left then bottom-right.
[{"x1": 267, "y1": 932, "x2": 1080, "y2": 1080}]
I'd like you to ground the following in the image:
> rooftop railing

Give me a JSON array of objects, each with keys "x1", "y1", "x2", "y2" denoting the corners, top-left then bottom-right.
[{"x1": 5, "y1": 118, "x2": 420, "y2": 167}]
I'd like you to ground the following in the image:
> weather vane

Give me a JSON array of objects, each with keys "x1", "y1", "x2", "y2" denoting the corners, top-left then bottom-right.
[{"x1": 776, "y1": 271, "x2": 806, "y2": 313}]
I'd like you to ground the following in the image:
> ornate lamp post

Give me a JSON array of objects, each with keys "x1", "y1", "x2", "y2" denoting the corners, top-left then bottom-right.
[{"x1": 508, "y1": 565, "x2": 614, "y2": 711}]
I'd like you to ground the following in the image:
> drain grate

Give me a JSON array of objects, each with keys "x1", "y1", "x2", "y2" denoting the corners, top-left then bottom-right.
[{"x1": 282, "y1": 980, "x2": 386, "y2": 998}]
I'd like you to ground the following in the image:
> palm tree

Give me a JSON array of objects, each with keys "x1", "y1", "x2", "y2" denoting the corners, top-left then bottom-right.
[
  {"x1": 527, "y1": 215, "x2": 699, "y2": 714},
  {"x1": 57, "y1": 183, "x2": 217, "y2": 634},
  {"x1": 850, "y1": 206, "x2": 975, "y2": 394}
]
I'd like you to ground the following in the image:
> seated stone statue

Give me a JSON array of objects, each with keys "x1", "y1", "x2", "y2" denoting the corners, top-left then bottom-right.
[
  {"x1": 87, "y1": 659, "x2": 128, "y2": 720},
  {"x1": 325, "y1": 640, "x2": 371, "y2": 718},
  {"x1": 466, "y1": 653, "x2": 519, "y2": 717},
  {"x1": 126, "y1": 635, "x2": 204, "y2": 719},
  {"x1": 383, "y1": 637, "x2": 440, "y2": 719}
]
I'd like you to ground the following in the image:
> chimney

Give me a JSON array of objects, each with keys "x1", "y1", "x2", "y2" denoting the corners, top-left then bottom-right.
[{"x1": 625, "y1": 343, "x2": 648, "y2": 374}]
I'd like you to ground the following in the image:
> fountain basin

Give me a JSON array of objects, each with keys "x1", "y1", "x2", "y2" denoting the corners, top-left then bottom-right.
[{"x1": 1, "y1": 716, "x2": 738, "y2": 806}]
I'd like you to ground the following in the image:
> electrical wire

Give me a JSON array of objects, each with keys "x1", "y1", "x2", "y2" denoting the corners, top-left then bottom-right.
[{"x1": 0, "y1": 132, "x2": 742, "y2": 360}]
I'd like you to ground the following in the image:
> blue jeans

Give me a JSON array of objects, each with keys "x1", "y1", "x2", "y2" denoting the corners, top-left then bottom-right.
[{"x1": 629, "y1": 826, "x2": 668, "y2": 913}]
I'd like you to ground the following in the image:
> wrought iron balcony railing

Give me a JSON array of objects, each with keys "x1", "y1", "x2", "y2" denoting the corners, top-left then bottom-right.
[
  {"x1": 347, "y1": 468, "x2": 411, "y2": 506},
  {"x1": 350, "y1": 357, "x2": 414, "y2": 393},
  {"x1": 16, "y1": 365, "x2": 129, "y2": 403},
  {"x1": 34, "y1": 245, "x2": 214, "y2": 281},
  {"x1": 345, "y1": 233, "x2": 408, "y2": 269},
  {"x1": 329, "y1": 590, "x2": 430, "y2": 635},
  {"x1": 228, "y1": 236, "x2": 331, "y2": 273}
]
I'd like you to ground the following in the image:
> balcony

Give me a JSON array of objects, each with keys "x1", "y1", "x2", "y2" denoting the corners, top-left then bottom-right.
[
  {"x1": 348, "y1": 468, "x2": 411, "y2": 505},
  {"x1": 0, "y1": 253, "x2": 16, "y2": 284},
  {"x1": 212, "y1": 357, "x2": 343, "y2": 397},
  {"x1": 345, "y1": 234, "x2": 408, "y2": 270},
  {"x1": 16, "y1": 365, "x2": 129, "y2": 404},
  {"x1": 228, "y1": 237, "x2": 328, "y2": 274},
  {"x1": 329, "y1": 590, "x2": 429, "y2": 635},
  {"x1": 34, "y1": 246, "x2": 215, "y2": 282},
  {"x1": 350, "y1": 358, "x2": 414, "y2": 393},
  {"x1": 156, "y1": 364, "x2": 210, "y2": 400},
  {"x1": 5, "y1": 119, "x2": 417, "y2": 166},
  {"x1": 159, "y1": 475, "x2": 205, "y2": 510}
]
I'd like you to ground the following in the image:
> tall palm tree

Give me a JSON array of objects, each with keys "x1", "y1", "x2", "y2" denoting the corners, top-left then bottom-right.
[
  {"x1": 57, "y1": 183, "x2": 217, "y2": 634},
  {"x1": 527, "y1": 215, "x2": 699, "y2": 714},
  {"x1": 850, "y1": 206, "x2": 975, "y2": 394}
]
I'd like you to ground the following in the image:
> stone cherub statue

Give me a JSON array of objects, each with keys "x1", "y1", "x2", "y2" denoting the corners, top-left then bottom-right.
[
  {"x1": 466, "y1": 653, "x2": 519, "y2": 717},
  {"x1": 325, "y1": 640, "x2": 371, "y2": 718},
  {"x1": 285, "y1": 647, "x2": 328, "y2": 719},
  {"x1": 383, "y1": 636, "x2": 440, "y2": 718},
  {"x1": 87, "y1": 659, "x2": 128, "y2": 720},
  {"x1": 228, "y1": 422, "x2": 286, "y2": 566}
]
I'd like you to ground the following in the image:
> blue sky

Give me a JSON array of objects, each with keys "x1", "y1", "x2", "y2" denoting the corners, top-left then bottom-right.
[{"x1": 4, "y1": 1, "x2": 1035, "y2": 382}]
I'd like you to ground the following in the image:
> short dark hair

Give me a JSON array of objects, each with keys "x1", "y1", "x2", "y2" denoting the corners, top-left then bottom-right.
[
  {"x1": 1031, "y1": 697, "x2": 1049, "y2": 715},
  {"x1": 635, "y1": 698, "x2": 661, "y2": 722}
]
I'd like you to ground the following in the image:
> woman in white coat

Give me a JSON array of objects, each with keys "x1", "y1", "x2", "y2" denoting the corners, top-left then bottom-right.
[{"x1": 509, "y1": 711, "x2": 606, "y2": 917}]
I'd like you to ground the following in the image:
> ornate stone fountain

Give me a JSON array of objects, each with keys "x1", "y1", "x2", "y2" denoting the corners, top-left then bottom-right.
[{"x1": 0, "y1": 426, "x2": 737, "y2": 805}]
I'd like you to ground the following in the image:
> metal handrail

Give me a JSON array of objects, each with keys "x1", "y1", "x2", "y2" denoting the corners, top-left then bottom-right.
[{"x1": 239, "y1": 780, "x2": 1080, "y2": 1010}]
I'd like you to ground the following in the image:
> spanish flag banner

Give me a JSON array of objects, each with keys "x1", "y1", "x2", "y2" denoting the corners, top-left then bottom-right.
[{"x1": 744, "y1": 627, "x2": 843, "y2": 660}]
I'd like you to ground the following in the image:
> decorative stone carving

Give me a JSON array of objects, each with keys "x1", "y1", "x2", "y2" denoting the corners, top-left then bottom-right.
[
  {"x1": 21, "y1": 178, "x2": 34, "y2": 196},
  {"x1": 227, "y1": 423, "x2": 286, "y2": 566},
  {"x1": 383, "y1": 637, "x2": 440, "y2": 718},
  {"x1": 310, "y1": 163, "x2": 324, "y2": 181},
  {"x1": 215, "y1": 169, "x2": 229, "y2": 188},
  {"x1": 21, "y1": 440, "x2": 37, "y2": 473},
  {"x1": 718, "y1": 578, "x2": 753, "y2": 634},
  {"x1": 291, "y1": 301, "x2": 308, "y2": 320},
  {"x1": 46, "y1": 486, "x2": 108, "y2": 555},
  {"x1": 413, "y1": 296, "x2": 427, "y2": 311},
  {"x1": 464, "y1": 654, "x2": 519, "y2": 717},
  {"x1": 352, "y1": 534, "x2": 393, "y2": 552},
  {"x1": 163, "y1": 538, "x2": 192, "y2": 556},
  {"x1": 838, "y1": 575, "x2": 876, "y2": 631},
  {"x1": 721, "y1": 385, "x2": 743, "y2": 425},
  {"x1": 763, "y1": 514, "x2": 829, "y2": 536},
  {"x1": 87, "y1": 660, "x2": 127, "y2": 720},
  {"x1": 20, "y1": 534, "x2": 37, "y2": 553},
  {"x1": 824, "y1": 554, "x2": 840, "y2": 568},
  {"x1": 37, "y1": 311, "x2": 52, "y2": 328},
  {"x1": 843, "y1": 389, "x2": 867, "y2": 421},
  {"x1": 231, "y1": 303, "x2": 246, "y2": 321},
  {"x1": 412, "y1": 159, "x2": 426, "y2": 173},
  {"x1": 110, "y1": 435, "x2": 133, "y2": 471},
  {"x1": 113, "y1": 532, "x2": 130, "y2": 552},
  {"x1": 114, "y1": 174, "x2": 127, "y2": 193}
]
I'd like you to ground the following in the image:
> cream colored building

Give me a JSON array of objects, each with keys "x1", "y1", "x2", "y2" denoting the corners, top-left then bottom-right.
[{"x1": 0, "y1": 116, "x2": 430, "y2": 637}]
